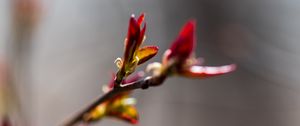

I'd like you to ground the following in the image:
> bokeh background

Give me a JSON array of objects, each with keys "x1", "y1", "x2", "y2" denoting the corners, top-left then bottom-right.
[{"x1": 0, "y1": 0, "x2": 300, "y2": 126}]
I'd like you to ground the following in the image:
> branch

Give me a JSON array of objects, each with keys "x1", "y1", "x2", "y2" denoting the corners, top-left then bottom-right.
[{"x1": 62, "y1": 75, "x2": 167, "y2": 126}]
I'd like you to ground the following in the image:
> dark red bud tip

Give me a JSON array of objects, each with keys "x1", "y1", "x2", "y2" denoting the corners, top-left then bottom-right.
[
  {"x1": 127, "y1": 16, "x2": 140, "y2": 39},
  {"x1": 168, "y1": 20, "x2": 196, "y2": 61}
]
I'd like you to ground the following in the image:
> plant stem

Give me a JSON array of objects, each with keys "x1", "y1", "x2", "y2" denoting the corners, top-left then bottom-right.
[{"x1": 62, "y1": 75, "x2": 166, "y2": 126}]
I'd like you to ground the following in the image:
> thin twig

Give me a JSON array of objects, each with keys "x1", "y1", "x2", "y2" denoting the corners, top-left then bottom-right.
[{"x1": 62, "y1": 75, "x2": 166, "y2": 126}]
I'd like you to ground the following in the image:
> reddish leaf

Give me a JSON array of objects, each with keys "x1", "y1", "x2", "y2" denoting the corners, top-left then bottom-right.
[
  {"x1": 137, "y1": 13, "x2": 145, "y2": 26},
  {"x1": 136, "y1": 46, "x2": 159, "y2": 65},
  {"x1": 108, "y1": 101, "x2": 138, "y2": 124},
  {"x1": 105, "y1": 95, "x2": 139, "y2": 124},
  {"x1": 138, "y1": 23, "x2": 146, "y2": 48},
  {"x1": 181, "y1": 64, "x2": 236, "y2": 78},
  {"x1": 124, "y1": 16, "x2": 140, "y2": 64}
]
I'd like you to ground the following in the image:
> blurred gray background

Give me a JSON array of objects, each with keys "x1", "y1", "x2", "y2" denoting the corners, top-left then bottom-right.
[{"x1": 0, "y1": 0, "x2": 300, "y2": 126}]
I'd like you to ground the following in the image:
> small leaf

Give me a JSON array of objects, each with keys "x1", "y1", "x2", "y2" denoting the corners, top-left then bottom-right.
[
  {"x1": 138, "y1": 23, "x2": 146, "y2": 47},
  {"x1": 181, "y1": 64, "x2": 236, "y2": 78},
  {"x1": 106, "y1": 94, "x2": 138, "y2": 124},
  {"x1": 108, "y1": 98, "x2": 139, "y2": 124},
  {"x1": 136, "y1": 46, "x2": 159, "y2": 65},
  {"x1": 83, "y1": 93, "x2": 139, "y2": 124}
]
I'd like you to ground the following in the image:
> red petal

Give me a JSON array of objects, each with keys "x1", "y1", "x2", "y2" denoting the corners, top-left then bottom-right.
[
  {"x1": 167, "y1": 20, "x2": 196, "y2": 61},
  {"x1": 181, "y1": 64, "x2": 236, "y2": 78}
]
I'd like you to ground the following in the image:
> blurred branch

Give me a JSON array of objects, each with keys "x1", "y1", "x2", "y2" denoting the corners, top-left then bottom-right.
[{"x1": 4, "y1": 0, "x2": 41, "y2": 125}]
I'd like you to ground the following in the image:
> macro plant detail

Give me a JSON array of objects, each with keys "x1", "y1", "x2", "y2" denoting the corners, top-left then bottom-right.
[
  {"x1": 63, "y1": 13, "x2": 236, "y2": 126},
  {"x1": 114, "y1": 13, "x2": 158, "y2": 86},
  {"x1": 1, "y1": 0, "x2": 296, "y2": 125}
]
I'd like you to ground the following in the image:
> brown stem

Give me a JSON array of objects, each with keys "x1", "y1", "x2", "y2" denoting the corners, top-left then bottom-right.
[
  {"x1": 114, "y1": 70, "x2": 125, "y2": 88},
  {"x1": 61, "y1": 75, "x2": 166, "y2": 126}
]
